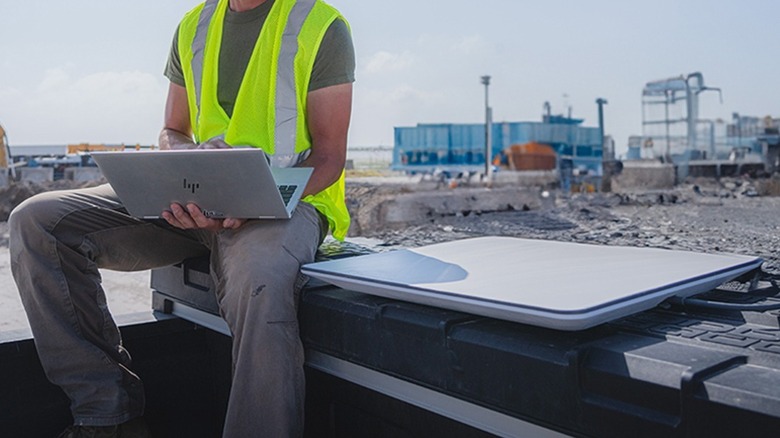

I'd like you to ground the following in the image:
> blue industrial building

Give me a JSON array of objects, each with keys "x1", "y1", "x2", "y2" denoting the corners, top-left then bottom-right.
[{"x1": 392, "y1": 116, "x2": 604, "y2": 176}]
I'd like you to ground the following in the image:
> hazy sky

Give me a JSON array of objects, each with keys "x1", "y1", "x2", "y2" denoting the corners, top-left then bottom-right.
[{"x1": 2, "y1": 0, "x2": 779, "y2": 156}]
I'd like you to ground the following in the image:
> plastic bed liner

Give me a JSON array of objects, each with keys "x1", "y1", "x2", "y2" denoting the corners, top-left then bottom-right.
[{"x1": 148, "y1": 239, "x2": 780, "y2": 437}]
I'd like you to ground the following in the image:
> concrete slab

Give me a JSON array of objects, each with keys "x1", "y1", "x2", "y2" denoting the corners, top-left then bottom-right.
[
  {"x1": 611, "y1": 161, "x2": 675, "y2": 191},
  {"x1": 377, "y1": 187, "x2": 542, "y2": 230},
  {"x1": 491, "y1": 170, "x2": 558, "y2": 187},
  {"x1": 20, "y1": 167, "x2": 54, "y2": 183},
  {"x1": 65, "y1": 167, "x2": 103, "y2": 183}
]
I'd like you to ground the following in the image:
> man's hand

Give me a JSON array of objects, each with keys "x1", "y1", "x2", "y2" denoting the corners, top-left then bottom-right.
[
  {"x1": 159, "y1": 127, "x2": 196, "y2": 150},
  {"x1": 197, "y1": 138, "x2": 232, "y2": 150},
  {"x1": 162, "y1": 203, "x2": 247, "y2": 232}
]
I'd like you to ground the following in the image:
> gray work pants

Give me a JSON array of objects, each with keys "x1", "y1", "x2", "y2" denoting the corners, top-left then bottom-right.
[{"x1": 9, "y1": 183, "x2": 325, "y2": 437}]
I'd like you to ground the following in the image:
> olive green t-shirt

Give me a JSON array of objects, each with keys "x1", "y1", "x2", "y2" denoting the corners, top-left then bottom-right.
[{"x1": 165, "y1": 0, "x2": 355, "y2": 117}]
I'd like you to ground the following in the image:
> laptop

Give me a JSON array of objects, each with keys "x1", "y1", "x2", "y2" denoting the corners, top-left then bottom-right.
[{"x1": 91, "y1": 148, "x2": 312, "y2": 219}]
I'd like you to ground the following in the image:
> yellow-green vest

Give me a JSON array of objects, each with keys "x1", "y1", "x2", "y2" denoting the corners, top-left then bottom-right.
[{"x1": 177, "y1": 0, "x2": 350, "y2": 239}]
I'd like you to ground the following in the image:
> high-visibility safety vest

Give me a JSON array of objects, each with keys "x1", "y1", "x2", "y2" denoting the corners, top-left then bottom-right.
[{"x1": 177, "y1": 0, "x2": 350, "y2": 239}]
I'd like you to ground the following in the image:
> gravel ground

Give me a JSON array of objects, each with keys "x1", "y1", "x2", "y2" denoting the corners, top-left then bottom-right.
[
  {"x1": 1, "y1": 177, "x2": 778, "y2": 335},
  {"x1": 1, "y1": 177, "x2": 778, "y2": 267},
  {"x1": 354, "y1": 181, "x2": 780, "y2": 273}
]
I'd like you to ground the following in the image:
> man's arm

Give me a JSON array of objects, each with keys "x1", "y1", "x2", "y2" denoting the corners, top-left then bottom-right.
[
  {"x1": 159, "y1": 81, "x2": 244, "y2": 230},
  {"x1": 159, "y1": 82, "x2": 231, "y2": 150},
  {"x1": 159, "y1": 82, "x2": 196, "y2": 150},
  {"x1": 298, "y1": 82, "x2": 353, "y2": 197}
]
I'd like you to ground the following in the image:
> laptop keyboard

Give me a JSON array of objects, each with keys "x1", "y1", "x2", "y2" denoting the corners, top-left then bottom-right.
[{"x1": 277, "y1": 185, "x2": 298, "y2": 206}]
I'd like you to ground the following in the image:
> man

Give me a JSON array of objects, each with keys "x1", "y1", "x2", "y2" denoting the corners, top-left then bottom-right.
[{"x1": 9, "y1": 0, "x2": 354, "y2": 436}]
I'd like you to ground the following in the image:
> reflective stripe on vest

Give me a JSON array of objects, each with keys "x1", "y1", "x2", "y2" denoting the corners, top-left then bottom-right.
[
  {"x1": 191, "y1": 0, "x2": 314, "y2": 166},
  {"x1": 190, "y1": 0, "x2": 218, "y2": 130},
  {"x1": 276, "y1": 0, "x2": 315, "y2": 162},
  {"x1": 180, "y1": 0, "x2": 351, "y2": 239}
]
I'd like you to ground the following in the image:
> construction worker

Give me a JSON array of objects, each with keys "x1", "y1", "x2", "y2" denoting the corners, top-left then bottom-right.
[{"x1": 9, "y1": 0, "x2": 354, "y2": 436}]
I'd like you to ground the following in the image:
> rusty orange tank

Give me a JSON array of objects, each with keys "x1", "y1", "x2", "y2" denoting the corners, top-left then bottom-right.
[
  {"x1": 505, "y1": 142, "x2": 557, "y2": 171},
  {"x1": 67, "y1": 143, "x2": 126, "y2": 154}
]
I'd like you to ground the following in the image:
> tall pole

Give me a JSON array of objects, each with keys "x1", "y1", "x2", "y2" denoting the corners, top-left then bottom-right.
[
  {"x1": 481, "y1": 75, "x2": 492, "y2": 178},
  {"x1": 596, "y1": 98, "x2": 609, "y2": 192},
  {"x1": 664, "y1": 90, "x2": 671, "y2": 160},
  {"x1": 596, "y1": 98, "x2": 608, "y2": 156}
]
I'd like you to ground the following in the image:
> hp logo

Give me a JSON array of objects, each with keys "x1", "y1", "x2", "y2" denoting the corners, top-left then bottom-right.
[{"x1": 183, "y1": 178, "x2": 200, "y2": 194}]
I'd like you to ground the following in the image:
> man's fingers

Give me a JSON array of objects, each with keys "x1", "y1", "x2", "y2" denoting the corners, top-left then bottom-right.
[
  {"x1": 187, "y1": 204, "x2": 214, "y2": 228},
  {"x1": 165, "y1": 203, "x2": 235, "y2": 232},
  {"x1": 170, "y1": 203, "x2": 197, "y2": 229},
  {"x1": 162, "y1": 210, "x2": 184, "y2": 229},
  {"x1": 198, "y1": 138, "x2": 231, "y2": 149},
  {"x1": 223, "y1": 218, "x2": 247, "y2": 230},
  {"x1": 186, "y1": 203, "x2": 227, "y2": 231}
]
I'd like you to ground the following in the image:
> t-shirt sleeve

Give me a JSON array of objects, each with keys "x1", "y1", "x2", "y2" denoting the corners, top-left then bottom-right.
[
  {"x1": 165, "y1": 19, "x2": 353, "y2": 91},
  {"x1": 309, "y1": 18, "x2": 355, "y2": 92},
  {"x1": 164, "y1": 24, "x2": 186, "y2": 87}
]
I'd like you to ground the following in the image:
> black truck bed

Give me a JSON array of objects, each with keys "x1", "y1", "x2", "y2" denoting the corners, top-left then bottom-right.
[
  {"x1": 149, "y1": 249, "x2": 780, "y2": 437},
  {"x1": 3, "y1": 243, "x2": 780, "y2": 437}
]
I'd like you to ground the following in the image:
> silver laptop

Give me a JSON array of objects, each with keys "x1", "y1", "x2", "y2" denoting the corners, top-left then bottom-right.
[{"x1": 92, "y1": 148, "x2": 312, "y2": 219}]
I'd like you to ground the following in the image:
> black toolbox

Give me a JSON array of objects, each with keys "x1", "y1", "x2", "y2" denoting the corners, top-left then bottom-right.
[{"x1": 151, "y1": 246, "x2": 780, "y2": 437}]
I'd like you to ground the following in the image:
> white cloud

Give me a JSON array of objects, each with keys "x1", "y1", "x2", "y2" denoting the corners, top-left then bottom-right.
[
  {"x1": 363, "y1": 50, "x2": 414, "y2": 75},
  {"x1": 36, "y1": 68, "x2": 72, "y2": 93},
  {"x1": 385, "y1": 84, "x2": 440, "y2": 104},
  {"x1": 350, "y1": 33, "x2": 498, "y2": 146},
  {"x1": 348, "y1": 84, "x2": 455, "y2": 146},
  {"x1": 415, "y1": 33, "x2": 493, "y2": 58},
  {"x1": 449, "y1": 35, "x2": 489, "y2": 55},
  {"x1": 5, "y1": 68, "x2": 167, "y2": 145},
  {"x1": 40, "y1": 70, "x2": 162, "y2": 107},
  {"x1": 0, "y1": 87, "x2": 23, "y2": 102}
]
